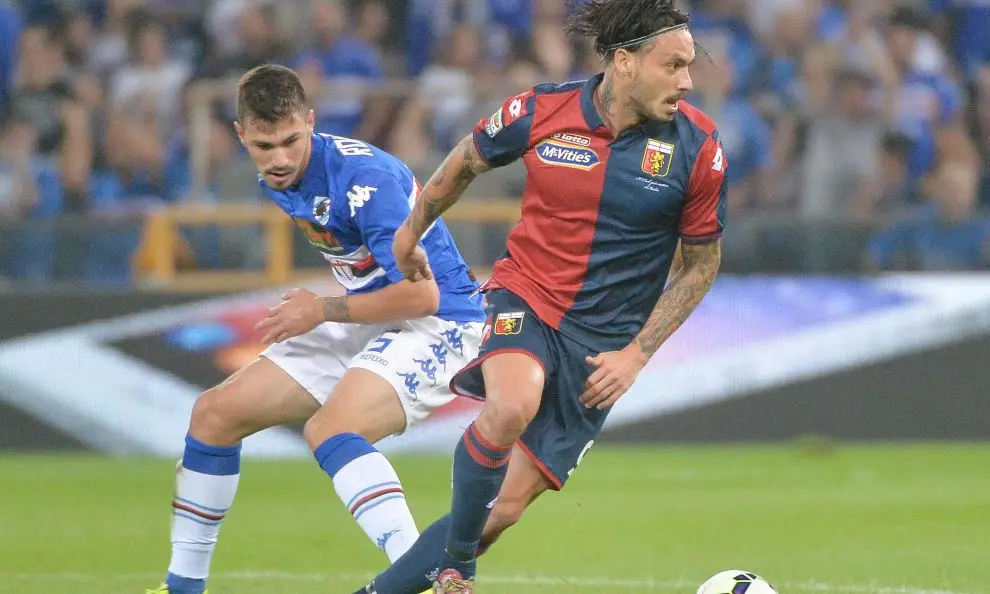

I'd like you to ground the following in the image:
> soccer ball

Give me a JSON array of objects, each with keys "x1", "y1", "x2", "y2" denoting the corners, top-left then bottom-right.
[{"x1": 696, "y1": 570, "x2": 778, "y2": 594}]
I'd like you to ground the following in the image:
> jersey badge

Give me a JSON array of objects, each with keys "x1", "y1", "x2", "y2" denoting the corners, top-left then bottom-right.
[
  {"x1": 485, "y1": 107, "x2": 504, "y2": 138},
  {"x1": 494, "y1": 312, "x2": 525, "y2": 335},
  {"x1": 642, "y1": 139, "x2": 675, "y2": 177},
  {"x1": 312, "y1": 195, "x2": 332, "y2": 226}
]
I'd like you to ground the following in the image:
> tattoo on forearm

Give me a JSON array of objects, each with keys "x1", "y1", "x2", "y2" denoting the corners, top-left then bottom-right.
[
  {"x1": 635, "y1": 241, "x2": 721, "y2": 357},
  {"x1": 408, "y1": 135, "x2": 489, "y2": 236},
  {"x1": 322, "y1": 296, "x2": 351, "y2": 323}
]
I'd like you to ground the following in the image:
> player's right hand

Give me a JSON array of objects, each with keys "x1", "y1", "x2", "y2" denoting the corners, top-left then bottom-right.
[{"x1": 393, "y1": 222, "x2": 433, "y2": 282}]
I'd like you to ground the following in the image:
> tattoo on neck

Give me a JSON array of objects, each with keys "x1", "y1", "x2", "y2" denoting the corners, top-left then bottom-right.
[
  {"x1": 322, "y1": 296, "x2": 351, "y2": 323},
  {"x1": 601, "y1": 79, "x2": 615, "y2": 118}
]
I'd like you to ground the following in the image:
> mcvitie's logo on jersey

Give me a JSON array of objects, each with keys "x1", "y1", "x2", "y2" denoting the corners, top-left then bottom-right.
[{"x1": 534, "y1": 138, "x2": 601, "y2": 171}]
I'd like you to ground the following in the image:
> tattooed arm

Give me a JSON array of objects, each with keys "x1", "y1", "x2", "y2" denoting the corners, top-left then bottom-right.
[
  {"x1": 636, "y1": 240, "x2": 721, "y2": 357},
  {"x1": 579, "y1": 240, "x2": 721, "y2": 410},
  {"x1": 406, "y1": 134, "x2": 492, "y2": 238}
]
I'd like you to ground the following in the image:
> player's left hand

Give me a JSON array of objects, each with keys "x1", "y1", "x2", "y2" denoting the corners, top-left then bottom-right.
[
  {"x1": 255, "y1": 288, "x2": 324, "y2": 345},
  {"x1": 579, "y1": 345, "x2": 650, "y2": 410},
  {"x1": 393, "y1": 222, "x2": 433, "y2": 282}
]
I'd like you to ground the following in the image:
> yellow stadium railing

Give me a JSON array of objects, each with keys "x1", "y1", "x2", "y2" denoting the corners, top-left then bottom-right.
[{"x1": 133, "y1": 200, "x2": 521, "y2": 292}]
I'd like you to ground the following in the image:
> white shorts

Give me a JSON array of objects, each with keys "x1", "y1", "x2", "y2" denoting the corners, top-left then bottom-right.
[{"x1": 261, "y1": 317, "x2": 483, "y2": 431}]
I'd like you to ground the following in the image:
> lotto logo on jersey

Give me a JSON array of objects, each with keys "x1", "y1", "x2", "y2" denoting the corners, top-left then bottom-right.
[
  {"x1": 534, "y1": 139, "x2": 601, "y2": 171},
  {"x1": 551, "y1": 132, "x2": 591, "y2": 147},
  {"x1": 642, "y1": 139, "x2": 675, "y2": 177},
  {"x1": 493, "y1": 312, "x2": 525, "y2": 335},
  {"x1": 501, "y1": 90, "x2": 534, "y2": 127}
]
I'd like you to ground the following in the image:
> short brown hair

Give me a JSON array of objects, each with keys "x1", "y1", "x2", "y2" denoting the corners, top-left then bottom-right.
[{"x1": 236, "y1": 64, "x2": 307, "y2": 124}]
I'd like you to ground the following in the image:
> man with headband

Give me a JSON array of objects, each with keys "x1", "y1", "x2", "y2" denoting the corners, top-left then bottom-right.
[{"x1": 355, "y1": 2, "x2": 728, "y2": 591}]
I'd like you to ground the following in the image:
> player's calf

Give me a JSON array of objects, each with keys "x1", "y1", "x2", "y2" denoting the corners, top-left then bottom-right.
[
  {"x1": 477, "y1": 447, "x2": 551, "y2": 555},
  {"x1": 442, "y1": 354, "x2": 544, "y2": 565},
  {"x1": 477, "y1": 495, "x2": 529, "y2": 555}
]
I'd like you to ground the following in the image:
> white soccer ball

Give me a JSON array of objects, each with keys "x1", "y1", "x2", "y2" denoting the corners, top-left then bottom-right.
[{"x1": 696, "y1": 570, "x2": 778, "y2": 594}]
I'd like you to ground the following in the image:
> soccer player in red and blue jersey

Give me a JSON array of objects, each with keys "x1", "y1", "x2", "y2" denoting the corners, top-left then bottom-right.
[{"x1": 356, "y1": 1, "x2": 727, "y2": 591}]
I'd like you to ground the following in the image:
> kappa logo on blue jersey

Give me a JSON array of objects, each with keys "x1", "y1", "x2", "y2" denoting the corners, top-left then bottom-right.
[{"x1": 534, "y1": 139, "x2": 601, "y2": 171}]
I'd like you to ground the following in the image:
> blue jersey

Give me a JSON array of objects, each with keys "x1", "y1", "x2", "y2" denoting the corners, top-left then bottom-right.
[{"x1": 259, "y1": 133, "x2": 484, "y2": 323}]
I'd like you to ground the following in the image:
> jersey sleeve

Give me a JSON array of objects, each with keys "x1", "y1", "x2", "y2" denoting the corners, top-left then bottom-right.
[
  {"x1": 472, "y1": 88, "x2": 537, "y2": 168},
  {"x1": 679, "y1": 131, "x2": 728, "y2": 244},
  {"x1": 346, "y1": 169, "x2": 415, "y2": 284}
]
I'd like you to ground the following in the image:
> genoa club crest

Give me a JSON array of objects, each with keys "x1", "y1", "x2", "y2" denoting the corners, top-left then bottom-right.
[
  {"x1": 493, "y1": 312, "x2": 525, "y2": 335},
  {"x1": 641, "y1": 139, "x2": 675, "y2": 177}
]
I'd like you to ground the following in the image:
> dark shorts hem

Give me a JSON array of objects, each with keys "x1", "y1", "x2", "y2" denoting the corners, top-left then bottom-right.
[
  {"x1": 515, "y1": 438, "x2": 564, "y2": 491},
  {"x1": 449, "y1": 347, "x2": 547, "y2": 401}
]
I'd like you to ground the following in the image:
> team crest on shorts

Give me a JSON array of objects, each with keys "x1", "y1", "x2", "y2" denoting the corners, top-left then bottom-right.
[
  {"x1": 312, "y1": 195, "x2": 332, "y2": 226},
  {"x1": 641, "y1": 139, "x2": 675, "y2": 177},
  {"x1": 494, "y1": 312, "x2": 525, "y2": 335}
]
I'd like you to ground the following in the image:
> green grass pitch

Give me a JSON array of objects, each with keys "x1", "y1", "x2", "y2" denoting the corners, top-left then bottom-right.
[{"x1": 1, "y1": 443, "x2": 987, "y2": 593}]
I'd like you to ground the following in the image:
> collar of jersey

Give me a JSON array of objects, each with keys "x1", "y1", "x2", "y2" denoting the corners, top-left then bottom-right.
[
  {"x1": 581, "y1": 72, "x2": 607, "y2": 130},
  {"x1": 293, "y1": 133, "x2": 328, "y2": 198}
]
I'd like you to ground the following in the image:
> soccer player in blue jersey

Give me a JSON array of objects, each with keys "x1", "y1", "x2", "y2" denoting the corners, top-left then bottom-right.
[
  {"x1": 354, "y1": 1, "x2": 728, "y2": 592},
  {"x1": 146, "y1": 65, "x2": 485, "y2": 594}
]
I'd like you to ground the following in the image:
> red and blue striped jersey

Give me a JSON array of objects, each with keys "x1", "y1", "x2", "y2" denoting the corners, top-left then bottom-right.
[{"x1": 473, "y1": 73, "x2": 728, "y2": 351}]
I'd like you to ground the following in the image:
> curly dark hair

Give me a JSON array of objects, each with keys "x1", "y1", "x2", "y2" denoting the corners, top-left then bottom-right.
[
  {"x1": 566, "y1": 0, "x2": 690, "y2": 60},
  {"x1": 236, "y1": 64, "x2": 308, "y2": 124}
]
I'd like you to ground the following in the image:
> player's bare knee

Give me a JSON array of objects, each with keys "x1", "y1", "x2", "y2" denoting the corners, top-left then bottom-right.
[
  {"x1": 188, "y1": 387, "x2": 243, "y2": 446},
  {"x1": 301, "y1": 413, "x2": 353, "y2": 450},
  {"x1": 477, "y1": 393, "x2": 539, "y2": 443},
  {"x1": 302, "y1": 400, "x2": 405, "y2": 450}
]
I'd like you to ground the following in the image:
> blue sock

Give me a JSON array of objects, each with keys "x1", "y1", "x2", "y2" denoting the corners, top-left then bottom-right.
[
  {"x1": 182, "y1": 434, "x2": 241, "y2": 475},
  {"x1": 445, "y1": 422, "x2": 512, "y2": 561},
  {"x1": 313, "y1": 432, "x2": 376, "y2": 478},
  {"x1": 363, "y1": 515, "x2": 452, "y2": 594}
]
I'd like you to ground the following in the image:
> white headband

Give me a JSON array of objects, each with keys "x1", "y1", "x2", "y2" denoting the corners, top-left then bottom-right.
[{"x1": 604, "y1": 23, "x2": 689, "y2": 51}]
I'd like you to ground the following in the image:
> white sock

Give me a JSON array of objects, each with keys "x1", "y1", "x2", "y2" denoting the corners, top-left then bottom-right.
[
  {"x1": 335, "y1": 452, "x2": 420, "y2": 561},
  {"x1": 168, "y1": 437, "x2": 241, "y2": 581},
  {"x1": 315, "y1": 434, "x2": 419, "y2": 562}
]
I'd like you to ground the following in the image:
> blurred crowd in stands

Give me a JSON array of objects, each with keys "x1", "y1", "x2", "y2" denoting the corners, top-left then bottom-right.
[{"x1": 0, "y1": 0, "x2": 988, "y2": 285}]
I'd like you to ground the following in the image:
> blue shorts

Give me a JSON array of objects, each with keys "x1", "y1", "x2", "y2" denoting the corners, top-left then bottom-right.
[{"x1": 450, "y1": 289, "x2": 607, "y2": 489}]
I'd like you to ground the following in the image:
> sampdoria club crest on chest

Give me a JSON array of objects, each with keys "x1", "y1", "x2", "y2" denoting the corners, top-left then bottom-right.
[{"x1": 312, "y1": 195, "x2": 332, "y2": 226}]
